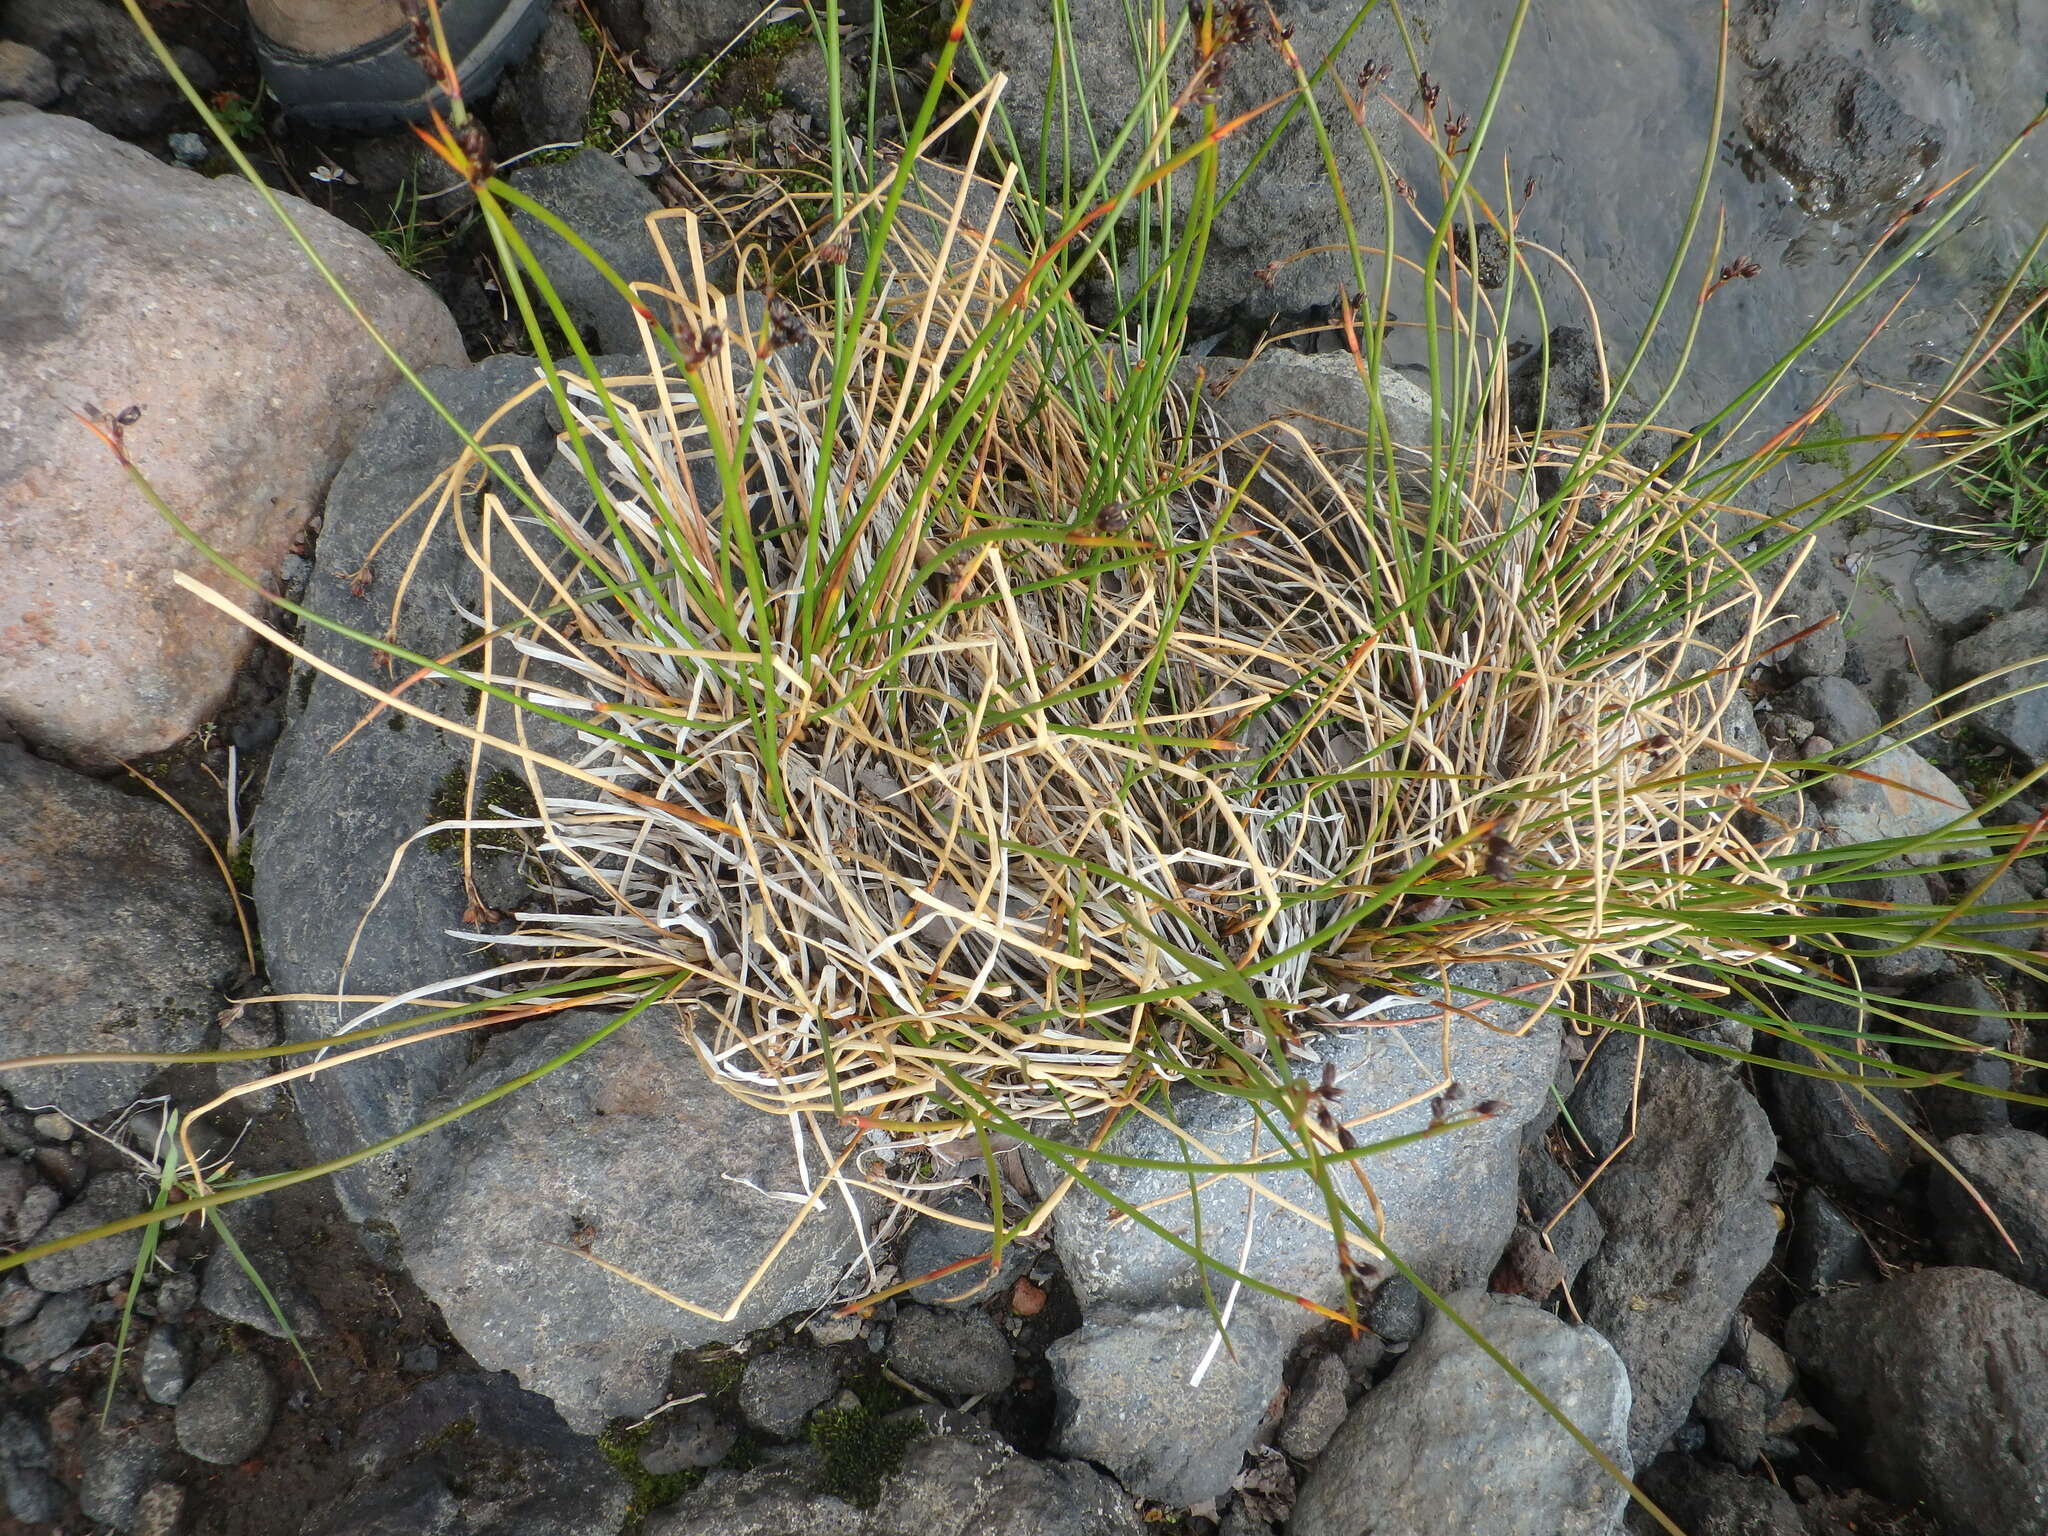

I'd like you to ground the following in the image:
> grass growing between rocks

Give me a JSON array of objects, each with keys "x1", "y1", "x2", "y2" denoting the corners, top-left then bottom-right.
[
  {"x1": 1953, "y1": 264, "x2": 2048, "y2": 565},
  {"x1": 11, "y1": 2, "x2": 2048, "y2": 1530}
]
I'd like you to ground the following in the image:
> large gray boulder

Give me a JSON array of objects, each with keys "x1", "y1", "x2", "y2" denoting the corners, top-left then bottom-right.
[
  {"x1": 252, "y1": 353, "x2": 560, "y2": 1224},
  {"x1": 1569, "y1": 1038, "x2": 1779, "y2": 1464},
  {"x1": 1292, "y1": 1290, "x2": 1632, "y2": 1536},
  {"x1": 1045, "y1": 964, "x2": 1557, "y2": 1329},
  {"x1": 1047, "y1": 1304, "x2": 1284, "y2": 1509},
  {"x1": 303, "y1": 1368, "x2": 630, "y2": 1536},
  {"x1": 0, "y1": 110, "x2": 462, "y2": 762},
  {"x1": 0, "y1": 743, "x2": 242, "y2": 1121},
  {"x1": 969, "y1": 0, "x2": 1424, "y2": 316},
  {"x1": 396, "y1": 1009, "x2": 874, "y2": 1434},
  {"x1": 1788, "y1": 1267, "x2": 2048, "y2": 1536}
]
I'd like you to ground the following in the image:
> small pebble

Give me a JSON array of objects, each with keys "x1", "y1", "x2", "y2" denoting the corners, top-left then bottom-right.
[
  {"x1": 638, "y1": 1400, "x2": 736, "y2": 1474},
  {"x1": 1010, "y1": 1276, "x2": 1047, "y2": 1317},
  {"x1": 1366, "y1": 1276, "x2": 1422, "y2": 1343},
  {"x1": 151, "y1": 1272, "x2": 198, "y2": 1321},
  {"x1": 175, "y1": 1356, "x2": 277, "y2": 1465},
  {"x1": 737, "y1": 1344, "x2": 837, "y2": 1439},
  {"x1": 3, "y1": 1465, "x2": 66, "y2": 1524},
  {"x1": 806, "y1": 1310, "x2": 862, "y2": 1347},
  {"x1": 1278, "y1": 1352, "x2": 1350, "y2": 1461},
  {"x1": 885, "y1": 1304, "x2": 1015, "y2": 1398},
  {"x1": 13, "y1": 1182, "x2": 60, "y2": 1246},
  {"x1": 0, "y1": 1275, "x2": 43, "y2": 1329},
  {"x1": 2, "y1": 1290, "x2": 91, "y2": 1368},
  {"x1": 141, "y1": 1326, "x2": 188, "y2": 1405},
  {"x1": 30, "y1": 1114, "x2": 72, "y2": 1143},
  {"x1": 30, "y1": 1145, "x2": 84, "y2": 1196},
  {"x1": 167, "y1": 132, "x2": 209, "y2": 164},
  {"x1": 134, "y1": 1480, "x2": 184, "y2": 1536},
  {"x1": 0, "y1": 1407, "x2": 50, "y2": 1465}
]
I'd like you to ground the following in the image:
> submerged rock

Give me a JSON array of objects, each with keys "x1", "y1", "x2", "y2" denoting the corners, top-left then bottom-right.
[
  {"x1": 1292, "y1": 1291, "x2": 1631, "y2": 1536},
  {"x1": 1742, "y1": 53, "x2": 1941, "y2": 216}
]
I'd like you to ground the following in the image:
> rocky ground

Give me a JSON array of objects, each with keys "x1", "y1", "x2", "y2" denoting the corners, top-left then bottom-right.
[{"x1": 5, "y1": 1, "x2": 2048, "y2": 1534}]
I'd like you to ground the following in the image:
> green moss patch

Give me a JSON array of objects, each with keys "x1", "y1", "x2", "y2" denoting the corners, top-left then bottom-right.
[
  {"x1": 806, "y1": 1385, "x2": 921, "y2": 1508},
  {"x1": 599, "y1": 1421, "x2": 706, "y2": 1526},
  {"x1": 425, "y1": 766, "x2": 539, "y2": 854}
]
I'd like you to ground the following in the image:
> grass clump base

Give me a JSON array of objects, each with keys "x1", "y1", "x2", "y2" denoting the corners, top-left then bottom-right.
[{"x1": 1953, "y1": 266, "x2": 2048, "y2": 563}]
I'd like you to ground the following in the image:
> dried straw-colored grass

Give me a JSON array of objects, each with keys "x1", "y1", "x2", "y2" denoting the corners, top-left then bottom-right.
[{"x1": 348, "y1": 156, "x2": 1802, "y2": 1167}]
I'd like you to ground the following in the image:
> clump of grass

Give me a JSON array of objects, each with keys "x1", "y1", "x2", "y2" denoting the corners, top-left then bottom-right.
[
  {"x1": 370, "y1": 176, "x2": 470, "y2": 275},
  {"x1": 1954, "y1": 266, "x2": 2048, "y2": 561},
  {"x1": 20, "y1": 7, "x2": 2048, "y2": 1535}
]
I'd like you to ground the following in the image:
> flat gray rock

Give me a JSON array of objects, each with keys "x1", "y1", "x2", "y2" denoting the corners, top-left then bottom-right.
[
  {"x1": 1043, "y1": 963, "x2": 1558, "y2": 1335},
  {"x1": 396, "y1": 1009, "x2": 873, "y2": 1433},
  {"x1": 0, "y1": 745, "x2": 241, "y2": 1122},
  {"x1": 1292, "y1": 1290, "x2": 1631, "y2": 1536},
  {"x1": 1048, "y1": 1303, "x2": 1284, "y2": 1509},
  {"x1": 22, "y1": 1173, "x2": 144, "y2": 1292}
]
